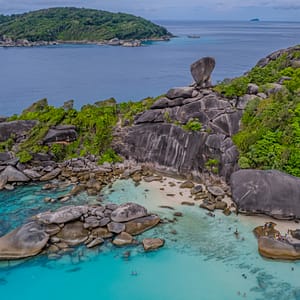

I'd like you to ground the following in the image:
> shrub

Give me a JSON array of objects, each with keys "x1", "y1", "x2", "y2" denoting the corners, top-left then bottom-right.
[
  {"x1": 17, "y1": 150, "x2": 33, "y2": 163},
  {"x1": 182, "y1": 118, "x2": 202, "y2": 131}
]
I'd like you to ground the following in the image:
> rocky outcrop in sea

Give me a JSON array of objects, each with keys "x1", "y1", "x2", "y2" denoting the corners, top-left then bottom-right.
[{"x1": 0, "y1": 202, "x2": 162, "y2": 260}]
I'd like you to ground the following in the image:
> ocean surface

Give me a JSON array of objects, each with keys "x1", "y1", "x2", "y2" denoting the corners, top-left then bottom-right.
[
  {"x1": 0, "y1": 180, "x2": 300, "y2": 300},
  {"x1": 0, "y1": 21, "x2": 300, "y2": 116}
]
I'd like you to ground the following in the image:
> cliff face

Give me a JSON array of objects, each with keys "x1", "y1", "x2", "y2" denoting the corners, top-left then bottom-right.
[{"x1": 114, "y1": 86, "x2": 242, "y2": 181}]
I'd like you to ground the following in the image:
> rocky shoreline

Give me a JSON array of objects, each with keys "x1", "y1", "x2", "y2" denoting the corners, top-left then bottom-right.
[
  {"x1": 0, "y1": 202, "x2": 163, "y2": 260},
  {"x1": 0, "y1": 35, "x2": 171, "y2": 48}
]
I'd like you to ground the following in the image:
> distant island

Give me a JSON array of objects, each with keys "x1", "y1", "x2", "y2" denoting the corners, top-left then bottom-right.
[
  {"x1": 250, "y1": 18, "x2": 260, "y2": 22},
  {"x1": 0, "y1": 7, "x2": 172, "y2": 47}
]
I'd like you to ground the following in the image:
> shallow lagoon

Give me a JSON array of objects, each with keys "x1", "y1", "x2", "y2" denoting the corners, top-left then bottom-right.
[{"x1": 0, "y1": 180, "x2": 299, "y2": 300}]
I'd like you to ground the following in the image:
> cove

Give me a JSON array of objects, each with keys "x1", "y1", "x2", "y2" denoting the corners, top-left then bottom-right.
[{"x1": 0, "y1": 179, "x2": 300, "y2": 300}]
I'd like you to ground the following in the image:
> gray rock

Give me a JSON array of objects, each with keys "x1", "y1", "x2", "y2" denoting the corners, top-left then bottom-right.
[
  {"x1": 247, "y1": 83, "x2": 259, "y2": 95},
  {"x1": 166, "y1": 87, "x2": 195, "y2": 99},
  {"x1": 107, "y1": 222, "x2": 126, "y2": 234},
  {"x1": 63, "y1": 100, "x2": 74, "y2": 111},
  {"x1": 125, "y1": 215, "x2": 160, "y2": 235},
  {"x1": 86, "y1": 237, "x2": 104, "y2": 248},
  {"x1": 0, "y1": 120, "x2": 37, "y2": 142},
  {"x1": 190, "y1": 185, "x2": 203, "y2": 194},
  {"x1": 190, "y1": 57, "x2": 215, "y2": 87},
  {"x1": 0, "y1": 152, "x2": 13, "y2": 162},
  {"x1": 207, "y1": 186, "x2": 225, "y2": 197},
  {"x1": 112, "y1": 232, "x2": 133, "y2": 246},
  {"x1": 35, "y1": 205, "x2": 88, "y2": 224},
  {"x1": 99, "y1": 217, "x2": 110, "y2": 227},
  {"x1": 231, "y1": 169, "x2": 300, "y2": 219},
  {"x1": 56, "y1": 221, "x2": 89, "y2": 246},
  {"x1": 142, "y1": 238, "x2": 165, "y2": 251},
  {"x1": 0, "y1": 174, "x2": 8, "y2": 190},
  {"x1": 43, "y1": 125, "x2": 77, "y2": 144},
  {"x1": 83, "y1": 216, "x2": 101, "y2": 229},
  {"x1": 40, "y1": 168, "x2": 61, "y2": 181},
  {"x1": 1, "y1": 166, "x2": 30, "y2": 182},
  {"x1": 237, "y1": 94, "x2": 258, "y2": 110},
  {"x1": 111, "y1": 202, "x2": 148, "y2": 222},
  {"x1": 265, "y1": 83, "x2": 284, "y2": 96},
  {"x1": 23, "y1": 169, "x2": 42, "y2": 180},
  {"x1": 135, "y1": 110, "x2": 164, "y2": 124},
  {"x1": 0, "y1": 222, "x2": 49, "y2": 260},
  {"x1": 257, "y1": 92, "x2": 267, "y2": 99}
]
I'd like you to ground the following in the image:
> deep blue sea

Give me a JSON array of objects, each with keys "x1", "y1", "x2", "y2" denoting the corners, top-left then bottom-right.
[{"x1": 0, "y1": 21, "x2": 300, "y2": 116}]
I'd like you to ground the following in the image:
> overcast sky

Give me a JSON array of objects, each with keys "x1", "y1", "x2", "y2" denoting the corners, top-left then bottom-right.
[{"x1": 0, "y1": 0, "x2": 299, "y2": 21}]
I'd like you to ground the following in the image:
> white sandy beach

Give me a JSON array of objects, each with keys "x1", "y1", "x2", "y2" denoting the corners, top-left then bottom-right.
[{"x1": 140, "y1": 175, "x2": 300, "y2": 235}]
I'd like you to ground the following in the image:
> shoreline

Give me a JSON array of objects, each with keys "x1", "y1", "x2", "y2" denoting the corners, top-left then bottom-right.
[
  {"x1": 139, "y1": 175, "x2": 300, "y2": 235},
  {"x1": 0, "y1": 36, "x2": 171, "y2": 49}
]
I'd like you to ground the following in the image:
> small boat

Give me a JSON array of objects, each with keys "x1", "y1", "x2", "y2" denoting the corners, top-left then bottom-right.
[{"x1": 187, "y1": 34, "x2": 200, "y2": 39}]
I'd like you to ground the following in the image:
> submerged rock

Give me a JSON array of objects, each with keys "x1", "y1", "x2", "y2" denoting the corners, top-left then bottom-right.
[{"x1": 142, "y1": 238, "x2": 165, "y2": 251}]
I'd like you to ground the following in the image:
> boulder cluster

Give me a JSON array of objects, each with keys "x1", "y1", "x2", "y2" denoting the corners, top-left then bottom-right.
[
  {"x1": 115, "y1": 58, "x2": 242, "y2": 180},
  {"x1": 254, "y1": 223, "x2": 300, "y2": 260},
  {"x1": 0, "y1": 202, "x2": 163, "y2": 260}
]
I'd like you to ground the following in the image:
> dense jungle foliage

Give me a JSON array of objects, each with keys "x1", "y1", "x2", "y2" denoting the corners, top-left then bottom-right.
[
  {"x1": 0, "y1": 7, "x2": 170, "y2": 41},
  {"x1": 216, "y1": 46, "x2": 300, "y2": 176}
]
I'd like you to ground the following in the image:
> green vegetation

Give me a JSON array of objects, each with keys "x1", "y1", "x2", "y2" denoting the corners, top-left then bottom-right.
[
  {"x1": 0, "y1": 7, "x2": 170, "y2": 42},
  {"x1": 17, "y1": 150, "x2": 33, "y2": 163},
  {"x1": 205, "y1": 159, "x2": 219, "y2": 174},
  {"x1": 182, "y1": 118, "x2": 202, "y2": 131},
  {"x1": 118, "y1": 97, "x2": 157, "y2": 125},
  {"x1": 215, "y1": 51, "x2": 300, "y2": 97},
  {"x1": 5, "y1": 96, "x2": 157, "y2": 164},
  {"x1": 213, "y1": 46, "x2": 300, "y2": 177},
  {"x1": 234, "y1": 92, "x2": 300, "y2": 176}
]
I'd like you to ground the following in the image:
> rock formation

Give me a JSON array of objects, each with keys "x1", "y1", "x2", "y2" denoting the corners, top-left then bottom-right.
[
  {"x1": 0, "y1": 203, "x2": 162, "y2": 260},
  {"x1": 190, "y1": 57, "x2": 215, "y2": 88},
  {"x1": 231, "y1": 169, "x2": 300, "y2": 219},
  {"x1": 0, "y1": 120, "x2": 37, "y2": 142},
  {"x1": 115, "y1": 81, "x2": 241, "y2": 181}
]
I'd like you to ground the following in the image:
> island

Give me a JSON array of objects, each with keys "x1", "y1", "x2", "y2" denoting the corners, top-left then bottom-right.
[
  {"x1": 0, "y1": 7, "x2": 172, "y2": 47},
  {"x1": 250, "y1": 18, "x2": 260, "y2": 22}
]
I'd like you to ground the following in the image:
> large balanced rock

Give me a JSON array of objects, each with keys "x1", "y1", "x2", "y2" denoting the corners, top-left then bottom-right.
[
  {"x1": 35, "y1": 205, "x2": 88, "y2": 224},
  {"x1": 258, "y1": 236, "x2": 300, "y2": 260},
  {"x1": 0, "y1": 120, "x2": 37, "y2": 142},
  {"x1": 231, "y1": 169, "x2": 300, "y2": 219},
  {"x1": 190, "y1": 57, "x2": 215, "y2": 88},
  {"x1": 0, "y1": 222, "x2": 49, "y2": 260},
  {"x1": 111, "y1": 202, "x2": 148, "y2": 222},
  {"x1": 1, "y1": 166, "x2": 30, "y2": 182}
]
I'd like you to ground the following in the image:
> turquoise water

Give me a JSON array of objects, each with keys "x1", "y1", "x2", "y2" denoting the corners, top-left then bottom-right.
[{"x1": 0, "y1": 180, "x2": 300, "y2": 299}]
